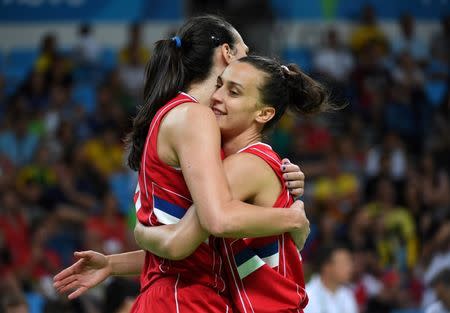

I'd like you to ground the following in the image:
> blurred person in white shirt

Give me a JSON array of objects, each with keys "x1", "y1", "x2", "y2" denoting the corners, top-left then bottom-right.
[
  {"x1": 313, "y1": 29, "x2": 354, "y2": 84},
  {"x1": 426, "y1": 269, "x2": 450, "y2": 313},
  {"x1": 305, "y1": 243, "x2": 358, "y2": 313},
  {"x1": 74, "y1": 23, "x2": 101, "y2": 66}
]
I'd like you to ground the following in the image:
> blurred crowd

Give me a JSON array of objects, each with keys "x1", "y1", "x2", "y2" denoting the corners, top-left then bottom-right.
[{"x1": 0, "y1": 4, "x2": 449, "y2": 313}]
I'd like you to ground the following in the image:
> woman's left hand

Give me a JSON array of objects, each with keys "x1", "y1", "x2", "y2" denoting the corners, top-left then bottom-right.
[{"x1": 281, "y1": 158, "x2": 305, "y2": 198}]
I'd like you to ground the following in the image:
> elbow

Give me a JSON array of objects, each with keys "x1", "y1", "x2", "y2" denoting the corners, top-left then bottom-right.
[
  {"x1": 200, "y1": 215, "x2": 232, "y2": 237},
  {"x1": 133, "y1": 227, "x2": 186, "y2": 261},
  {"x1": 163, "y1": 244, "x2": 189, "y2": 261}
]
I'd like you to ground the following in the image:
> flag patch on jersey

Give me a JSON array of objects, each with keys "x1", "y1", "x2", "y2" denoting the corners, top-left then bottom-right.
[
  {"x1": 152, "y1": 183, "x2": 192, "y2": 225},
  {"x1": 253, "y1": 241, "x2": 279, "y2": 268},
  {"x1": 234, "y1": 240, "x2": 279, "y2": 279}
]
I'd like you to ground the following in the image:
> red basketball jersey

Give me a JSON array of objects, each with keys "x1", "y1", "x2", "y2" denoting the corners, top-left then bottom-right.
[
  {"x1": 220, "y1": 143, "x2": 308, "y2": 313},
  {"x1": 134, "y1": 92, "x2": 226, "y2": 294}
]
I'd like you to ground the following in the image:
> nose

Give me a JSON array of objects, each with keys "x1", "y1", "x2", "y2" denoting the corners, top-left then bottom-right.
[{"x1": 211, "y1": 87, "x2": 223, "y2": 105}]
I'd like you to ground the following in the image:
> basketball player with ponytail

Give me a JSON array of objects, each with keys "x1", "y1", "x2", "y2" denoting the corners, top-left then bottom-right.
[
  {"x1": 133, "y1": 55, "x2": 335, "y2": 312},
  {"x1": 55, "y1": 16, "x2": 308, "y2": 313},
  {"x1": 55, "y1": 53, "x2": 335, "y2": 312}
]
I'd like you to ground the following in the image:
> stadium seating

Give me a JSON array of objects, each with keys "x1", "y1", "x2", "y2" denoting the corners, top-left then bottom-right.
[
  {"x1": 8, "y1": 48, "x2": 38, "y2": 70},
  {"x1": 101, "y1": 47, "x2": 118, "y2": 71},
  {"x1": 425, "y1": 80, "x2": 447, "y2": 108},
  {"x1": 282, "y1": 47, "x2": 313, "y2": 73},
  {"x1": 72, "y1": 83, "x2": 96, "y2": 113}
]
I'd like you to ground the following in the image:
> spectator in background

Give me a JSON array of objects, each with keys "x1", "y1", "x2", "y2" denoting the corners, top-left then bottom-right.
[
  {"x1": 84, "y1": 192, "x2": 128, "y2": 255},
  {"x1": 119, "y1": 22, "x2": 150, "y2": 66},
  {"x1": 430, "y1": 15, "x2": 450, "y2": 60},
  {"x1": 0, "y1": 117, "x2": 39, "y2": 167},
  {"x1": 118, "y1": 46, "x2": 146, "y2": 99},
  {"x1": 426, "y1": 269, "x2": 450, "y2": 313},
  {"x1": 422, "y1": 221, "x2": 450, "y2": 309},
  {"x1": 392, "y1": 52, "x2": 425, "y2": 90},
  {"x1": 81, "y1": 127, "x2": 124, "y2": 178},
  {"x1": 313, "y1": 154, "x2": 360, "y2": 221},
  {"x1": 351, "y1": 40, "x2": 391, "y2": 121},
  {"x1": 392, "y1": 14, "x2": 428, "y2": 64},
  {"x1": 1, "y1": 292, "x2": 29, "y2": 313},
  {"x1": 305, "y1": 243, "x2": 358, "y2": 313},
  {"x1": 383, "y1": 84, "x2": 419, "y2": 149},
  {"x1": 350, "y1": 4, "x2": 389, "y2": 56},
  {"x1": 35, "y1": 33, "x2": 58, "y2": 74},
  {"x1": 21, "y1": 70, "x2": 48, "y2": 112},
  {"x1": 364, "y1": 178, "x2": 418, "y2": 272},
  {"x1": 314, "y1": 28, "x2": 354, "y2": 84},
  {"x1": 45, "y1": 54, "x2": 73, "y2": 90},
  {"x1": 0, "y1": 188, "x2": 32, "y2": 280},
  {"x1": 73, "y1": 23, "x2": 101, "y2": 66},
  {"x1": 365, "y1": 132, "x2": 407, "y2": 192}
]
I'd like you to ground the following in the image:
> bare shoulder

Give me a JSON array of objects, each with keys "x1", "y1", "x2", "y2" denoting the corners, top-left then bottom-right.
[
  {"x1": 224, "y1": 152, "x2": 274, "y2": 182},
  {"x1": 162, "y1": 102, "x2": 218, "y2": 140},
  {"x1": 165, "y1": 102, "x2": 215, "y2": 127}
]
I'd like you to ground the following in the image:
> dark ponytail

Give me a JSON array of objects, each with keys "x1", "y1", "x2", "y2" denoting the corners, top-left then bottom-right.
[
  {"x1": 283, "y1": 63, "x2": 331, "y2": 115},
  {"x1": 126, "y1": 15, "x2": 238, "y2": 171},
  {"x1": 238, "y1": 56, "x2": 336, "y2": 130}
]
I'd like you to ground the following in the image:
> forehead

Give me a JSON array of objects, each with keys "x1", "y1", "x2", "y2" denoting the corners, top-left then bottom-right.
[{"x1": 221, "y1": 61, "x2": 265, "y2": 91}]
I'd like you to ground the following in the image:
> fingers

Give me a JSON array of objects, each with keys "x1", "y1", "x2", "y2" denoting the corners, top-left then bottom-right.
[
  {"x1": 283, "y1": 170, "x2": 305, "y2": 182},
  {"x1": 288, "y1": 188, "x2": 304, "y2": 198},
  {"x1": 291, "y1": 199, "x2": 304, "y2": 209},
  {"x1": 74, "y1": 251, "x2": 93, "y2": 260},
  {"x1": 54, "y1": 258, "x2": 84, "y2": 281},
  {"x1": 57, "y1": 279, "x2": 83, "y2": 295},
  {"x1": 281, "y1": 158, "x2": 291, "y2": 165},
  {"x1": 68, "y1": 287, "x2": 88, "y2": 300},
  {"x1": 54, "y1": 273, "x2": 79, "y2": 292}
]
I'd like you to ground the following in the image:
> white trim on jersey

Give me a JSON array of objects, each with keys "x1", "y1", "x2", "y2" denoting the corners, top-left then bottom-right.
[
  {"x1": 174, "y1": 273, "x2": 181, "y2": 313},
  {"x1": 143, "y1": 97, "x2": 191, "y2": 200},
  {"x1": 247, "y1": 147, "x2": 282, "y2": 167},
  {"x1": 134, "y1": 183, "x2": 142, "y2": 212},
  {"x1": 153, "y1": 208, "x2": 180, "y2": 224},
  {"x1": 236, "y1": 142, "x2": 273, "y2": 154},
  {"x1": 223, "y1": 239, "x2": 251, "y2": 313},
  {"x1": 237, "y1": 255, "x2": 266, "y2": 279},
  {"x1": 180, "y1": 91, "x2": 198, "y2": 103},
  {"x1": 261, "y1": 252, "x2": 280, "y2": 268}
]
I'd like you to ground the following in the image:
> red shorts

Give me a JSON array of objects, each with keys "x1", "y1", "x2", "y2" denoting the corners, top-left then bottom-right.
[{"x1": 130, "y1": 275, "x2": 233, "y2": 313}]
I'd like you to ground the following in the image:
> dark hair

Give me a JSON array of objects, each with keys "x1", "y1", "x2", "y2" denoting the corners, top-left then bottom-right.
[
  {"x1": 126, "y1": 15, "x2": 238, "y2": 171},
  {"x1": 315, "y1": 242, "x2": 350, "y2": 271},
  {"x1": 431, "y1": 268, "x2": 450, "y2": 287},
  {"x1": 237, "y1": 55, "x2": 334, "y2": 130}
]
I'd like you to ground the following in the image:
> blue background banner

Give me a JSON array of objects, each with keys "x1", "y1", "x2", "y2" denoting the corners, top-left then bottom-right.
[
  {"x1": 0, "y1": 0, "x2": 182, "y2": 22},
  {"x1": 0, "y1": 0, "x2": 447, "y2": 22}
]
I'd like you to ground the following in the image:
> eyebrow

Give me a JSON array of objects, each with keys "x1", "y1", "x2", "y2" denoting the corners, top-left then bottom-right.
[{"x1": 218, "y1": 75, "x2": 244, "y2": 89}]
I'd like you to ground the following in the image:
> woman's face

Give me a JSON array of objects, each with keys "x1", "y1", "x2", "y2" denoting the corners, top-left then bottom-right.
[{"x1": 210, "y1": 61, "x2": 266, "y2": 139}]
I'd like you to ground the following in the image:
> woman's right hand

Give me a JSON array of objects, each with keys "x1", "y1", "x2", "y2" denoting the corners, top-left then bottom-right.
[
  {"x1": 53, "y1": 250, "x2": 112, "y2": 299},
  {"x1": 289, "y1": 200, "x2": 310, "y2": 250}
]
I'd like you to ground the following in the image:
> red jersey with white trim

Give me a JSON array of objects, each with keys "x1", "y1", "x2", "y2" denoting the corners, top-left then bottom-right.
[
  {"x1": 134, "y1": 92, "x2": 226, "y2": 294},
  {"x1": 220, "y1": 143, "x2": 308, "y2": 313}
]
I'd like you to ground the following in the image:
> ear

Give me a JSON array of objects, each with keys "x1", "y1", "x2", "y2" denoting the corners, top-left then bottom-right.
[
  {"x1": 220, "y1": 43, "x2": 236, "y2": 65},
  {"x1": 255, "y1": 106, "x2": 276, "y2": 125}
]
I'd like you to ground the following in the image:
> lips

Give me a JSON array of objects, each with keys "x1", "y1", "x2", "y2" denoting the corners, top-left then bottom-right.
[{"x1": 211, "y1": 107, "x2": 226, "y2": 116}]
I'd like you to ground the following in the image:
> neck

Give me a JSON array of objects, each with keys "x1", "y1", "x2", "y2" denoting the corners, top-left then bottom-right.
[
  {"x1": 187, "y1": 66, "x2": 223, "y2": 107},
  {"x1": 320, "y1": 274, "x2": 340, "y2": 293},
  {"x1": 222, "y1": 128, "x2": 262, "y2": 157}
]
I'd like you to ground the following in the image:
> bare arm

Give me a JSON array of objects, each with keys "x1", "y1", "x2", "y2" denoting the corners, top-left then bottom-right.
[
  {"x1": 135, "y1": 153, "x2": 309, "y2": 258},
  {"x1": 169, "y1": 104, "x2": 304, "y2": 237},
  {"x1": 134, "y1": 205, "x2": 208, "y2": 260},
  {"x1": 54, "y1": 250, "x2": 145, "y2": 299}
]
